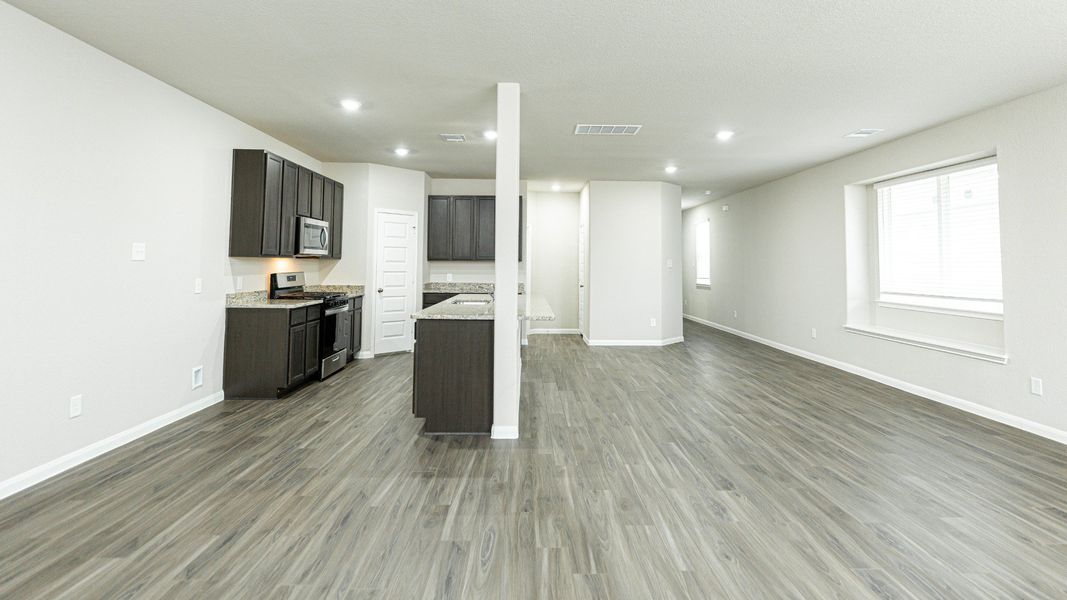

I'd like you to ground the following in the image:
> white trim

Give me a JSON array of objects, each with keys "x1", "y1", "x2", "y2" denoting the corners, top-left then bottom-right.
[
  {"x1": 843, "y1": 324, "x2": 1008, "y2": 364},
  {"x1": 0, "y1": 391, "x2": 226, "y2": 501},
  {"x1": 876, "y1": 299, "x2": 1004, "y2": 321},
  {"x1": 586, "y1": 336, "x2": 684, "y2": 347},
  {"x1": 491, "y1": 425, "x2": 519, "y2": 439},
  {"x1": 355, "y1": 350, "x2": 374, "y2": 359},
  {"x1": 683, "y1": 315, "x2": 1067, "y2": 447},
  {"x1": 528, "y1": 328, "x2": 580, "y2": 335}
]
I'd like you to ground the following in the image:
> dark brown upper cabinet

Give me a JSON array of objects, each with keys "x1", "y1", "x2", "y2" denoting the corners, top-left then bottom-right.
[
  {"x1": 311, "y1": 173, "x2": 324, "y2": 220},
  {"x1": 229, "y1": 149, "x2": 344, "y2": 258},
  {"x1": 230, "y1": 150, "x2": 284, "y2": 257},
  {"x1": 297, "y1": 166, "x2": 312, "y2": 217},
  {"x1": 426, "y1": 195, "x2": 523, "y2": 261},
  {"x1": 330, "y1": 183, "x2": 345, "y2": 259}
]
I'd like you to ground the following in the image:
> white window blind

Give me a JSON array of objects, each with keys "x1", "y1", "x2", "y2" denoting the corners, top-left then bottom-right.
[
  {"x1": 875, "y1": 158, "x2": 1003, "y2": 314},
  {"x1": 695, "y1": 220, "x2": 710, "y2": 287}
]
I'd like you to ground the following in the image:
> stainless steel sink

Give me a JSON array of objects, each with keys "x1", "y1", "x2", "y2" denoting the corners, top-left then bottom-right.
[{"x1": 453, "y1": 299, "x2": 491, "y2": 305}]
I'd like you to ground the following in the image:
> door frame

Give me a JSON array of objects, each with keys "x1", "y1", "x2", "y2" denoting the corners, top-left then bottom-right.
[{"x1": 367, "y1": 208, "x2": 420, "y2": 357}]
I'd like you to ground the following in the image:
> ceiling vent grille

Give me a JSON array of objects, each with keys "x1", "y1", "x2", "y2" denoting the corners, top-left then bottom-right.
[
  {"x1": 439, "y1": 133, "x2": 467, "y2": 142},
  {"x1": 574, "y1": 124, "x2": 642, "y2": 135},
  {"x1": 844, "y1": 128, "x2": 884, "y2": 138}
]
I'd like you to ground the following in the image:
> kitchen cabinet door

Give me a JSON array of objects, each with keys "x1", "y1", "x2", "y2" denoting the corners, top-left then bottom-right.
[
  {"x1": 475, "y1": 196, "x2": 495, "y2": 260},
  {"x1": 305, "y1": 319, "x2": 320, "y2": 378},
  {"x1": 451, "y1": 196, "x2": 476, "y2": 260},
  {"x1": 331, "y1": 183, "x2": 344, "y2": 259},
  {"x1": 297, "y1": 166, "x2": 312, "y2": 217},
  {"x1": 322, "y1": 179, "x2": 334, "y2": 255},
  {"x1": 351, "y1": 307, "x2": 362, "y2": 356},
  {"x1": 280, "y1": 160, "x2": 299, "y2": 256},
  {"x1": 427, "y1": 195, "x2": 452, "y2": 260},
  {"x1": 287, "y1": 325, "x2": 306, "y2": 386},
  {"x1": 259, "y1": 152, "x2": 284, "y2": 256},
  {"x1": 311, "y1": 173, "x2": 324, "y2": 220}
]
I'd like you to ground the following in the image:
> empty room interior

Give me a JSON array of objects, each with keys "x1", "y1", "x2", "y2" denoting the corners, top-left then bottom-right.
[{"x1": 3, "y1": 1, "x2": 1067, "y2": 598}]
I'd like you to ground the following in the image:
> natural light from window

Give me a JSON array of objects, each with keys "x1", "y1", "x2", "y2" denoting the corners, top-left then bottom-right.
[
  {"x1": 696, "y1": 219, "x2": 710, "y2": 287},
  {"x1": 875, "y1": 158, "x2": 1002, "y2": 315}
]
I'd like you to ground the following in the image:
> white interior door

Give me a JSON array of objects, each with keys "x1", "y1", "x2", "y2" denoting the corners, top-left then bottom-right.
[
  {"x1": 578, "y1": 222, "x2": 586, "y2": 336},
  {"x1": 374, "y1": 211, "x2": 417, "y2": 354}
]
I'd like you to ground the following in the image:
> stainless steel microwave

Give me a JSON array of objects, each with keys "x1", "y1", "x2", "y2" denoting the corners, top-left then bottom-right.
[{"x1": 296, "y1": 216, "x2": 329, "y2": 256}]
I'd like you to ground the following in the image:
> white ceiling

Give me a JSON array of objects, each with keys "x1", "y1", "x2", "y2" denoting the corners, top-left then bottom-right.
[{"x1": 11, "y1": 0, "x2": 1067, "y2": 208}]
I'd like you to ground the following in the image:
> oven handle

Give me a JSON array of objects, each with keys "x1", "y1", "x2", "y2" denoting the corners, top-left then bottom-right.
[{"x1": 324, "y1": 306, "x2": 348, "y2": 316}]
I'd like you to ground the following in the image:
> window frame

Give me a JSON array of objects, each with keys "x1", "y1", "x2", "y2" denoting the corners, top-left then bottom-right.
[{"x1": 870, "y1": 156, "x2": 1003, "y2": 318}]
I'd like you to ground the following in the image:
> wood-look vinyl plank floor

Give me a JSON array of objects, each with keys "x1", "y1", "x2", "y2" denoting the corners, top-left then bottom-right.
[{"x1": 2, "y1": 322, "x2": 1066, "y2": 598}]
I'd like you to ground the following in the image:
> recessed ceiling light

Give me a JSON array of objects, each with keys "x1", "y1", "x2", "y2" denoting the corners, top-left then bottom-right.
[
  {"x1": 340, "y1": 99, "x2": 361, "y2": 112},
  {"x1": 664, "y1": 165, "x2": 678, "y2": 174},
  {"x1": 394, "y1": 147, "x2": 410, "y2": 157},
  {"x1": 716, "y1": 130, "x2": 735, "y2": 141},
  {"x1": 484, "y1": 130, "x2": 498, "y2": 140},
  {"x1": 844, "y1": 128, "x2": 884, "y2": 138},
  {"x1": 551, "y1": 183, "x2": 561, "y2": 192}
]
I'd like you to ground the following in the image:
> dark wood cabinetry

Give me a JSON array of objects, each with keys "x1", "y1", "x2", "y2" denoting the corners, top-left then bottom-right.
[
  {"x1": 348, "y1": 296, "x2": 363, "y2": 359},
  {"x1": 229, "y1": 150, "x2": 344, "y2": 258},
  {"x1": 423, "y1": 292, "x2": 459, "y2": 309},
  {"x1": 413, "y1": 319, "x2": 494, "y2": 434},
  {"x1": 426, "y1": 195, "x2": 523, "y2": 261},
  {"x1": 225, "y1": 305, "x2": 322, "y2": 399}
]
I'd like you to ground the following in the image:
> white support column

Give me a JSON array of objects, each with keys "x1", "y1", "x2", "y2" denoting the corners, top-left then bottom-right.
[{"x1": 492, "y1": 82, "x2": 521, "y2": 439}]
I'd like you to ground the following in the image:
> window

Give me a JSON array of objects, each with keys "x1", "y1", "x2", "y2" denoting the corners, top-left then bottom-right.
[
  {"x1": 695, "y1": 219, "x2": 710, "y2": 287},
  {"x1": 875, "y1": 158, "x2": 1002, "y2": 314}
]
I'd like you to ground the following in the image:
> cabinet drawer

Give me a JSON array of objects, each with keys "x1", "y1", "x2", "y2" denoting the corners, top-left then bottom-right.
[
  {"x1": 306, "y1": 304, "x2": 322, "y2": 321},
  {"x1": 289, "y1": 307, "x2": 307, "y2": 325}
]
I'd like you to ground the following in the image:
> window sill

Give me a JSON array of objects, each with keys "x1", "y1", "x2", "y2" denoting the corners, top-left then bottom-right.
[{"x1": 843, "y1": 324, "x2": 1008, "y2": 364}]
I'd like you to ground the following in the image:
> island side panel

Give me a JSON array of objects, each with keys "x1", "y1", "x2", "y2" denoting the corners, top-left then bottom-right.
[{"x1": 413, "y1": 319, "x2": 494, "y2": 434}]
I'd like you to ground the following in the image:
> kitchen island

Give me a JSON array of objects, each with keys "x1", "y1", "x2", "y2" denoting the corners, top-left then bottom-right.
[{"x1": 411, "y1": 293, "x2": 553, "y2": 434}]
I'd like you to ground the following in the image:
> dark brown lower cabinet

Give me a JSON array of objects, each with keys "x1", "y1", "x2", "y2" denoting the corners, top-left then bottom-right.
[
  {"x1": 422, "y1": 292, "x2": 459, "y2": 309},
  {"x1": 224, "y1": 306, "x2": 321, "y2": 399},
  {"x1": 348, "y1": 296, "x2": 363, "y2": 360},
  {"x1": 412, "y1": 319, "x2": 493, "y2": 434}
]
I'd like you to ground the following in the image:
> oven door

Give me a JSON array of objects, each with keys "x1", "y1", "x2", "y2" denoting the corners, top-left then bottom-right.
[
  {"x1": 297, "y1": 217, "x2": 329, "y2": 256},
  {"x1": 319, "y1": 304, "x2": 349, "y2": 379}
]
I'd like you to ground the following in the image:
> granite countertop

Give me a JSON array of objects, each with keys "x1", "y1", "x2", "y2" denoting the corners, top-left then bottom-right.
[
  {"x1": 413, "y1": 293, "x2": 555, "y2": 322},
  {"x1": 424, "y1": 281, "x2": 525, "y2": 294},
  {"x1": 226, "y1": 284, "x2": 364, "y2": 309}
]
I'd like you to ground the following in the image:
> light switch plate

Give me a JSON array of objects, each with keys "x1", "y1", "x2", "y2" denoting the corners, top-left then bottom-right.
[
  {"x1": 194, "y1": 278, "x2": 203, "y2": 294},
  {"x1": 69, "y1": 394, "x2": 83, "y2": 418},
  {"x1": 446, "y1": 273, "x2": 453, "y2": 282},
  {"x1": 131, "y1": 242, "x2": 146, "y2": 261},
  {"x1": 1031, "y1": 377, "x2": 1044, "y2": 396},
  {"x1": 192, "y1": 366, "x2": 204, "y2": 389},
  {"x1": 235, "y1": 276, "x2": 243, "y2": 291}
]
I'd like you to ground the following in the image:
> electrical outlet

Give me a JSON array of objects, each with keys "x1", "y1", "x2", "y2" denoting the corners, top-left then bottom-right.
[
  {"x1": 446, "y1": 273, "x2": 453, "y2": 282},
  {"x1": 649, "y1": 318, "x2": 657, "y2": 327},
  {"x1": 192, "y1": 366, "x2": 204, "y2": 390},
  {"x1": 1031, "y1": 377, "x2": 1044, "y2": 397},
  {"x1": 732, "y1": 310, "x2": 738, "y2": 319},
  {"x1": 69, "y1": 395, "x2": 83, "y2": 418},
  {"x1": 194, "y1": 278, "x2": 203, "y2": 294},
  {"x1": 666, "y1": 259, "x2": 674, "y2": 269},
  {"x1": 131, "y1": 242, "x2": 146, "y2": 261},
  {"x1": 811, "y1": 328, "x2": 817, "y2": 339},
  {"x1": 235, "y1": 276, "x2": 243, "y2": 291},
  {"x1": 722, "y1": 205, "x2": 730, "y2": 212}
]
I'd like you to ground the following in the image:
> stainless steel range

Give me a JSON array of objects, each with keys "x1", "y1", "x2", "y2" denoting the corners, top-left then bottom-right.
[{"x1": 270, "y1": 272, "x2": 351, "y2": 380}]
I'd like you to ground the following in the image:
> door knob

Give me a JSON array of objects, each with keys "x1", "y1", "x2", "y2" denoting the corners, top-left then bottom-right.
[{"x1": 378, "y1": 288, "x2": 384, "y2": 293}]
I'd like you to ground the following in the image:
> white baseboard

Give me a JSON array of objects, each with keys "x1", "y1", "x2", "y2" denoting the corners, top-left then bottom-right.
[
  {"x1": 491, "y1": 425, "x2": 519, "y2": 439},
  {"x1": 683, "y1": 314, "x2": 1067, "y2": 446},
  {"x1": 528, "y1": 328, "x2": 580, "y2": 335},
  {"x1": 355, "y1": 350, "x2": 374, "y2": 359},
  {"x1": 586, "y1": 336, "x2": 684, "y2": 347},
  {"x1": 0, "y1": 391, "x2": 226, "y2": 501}
]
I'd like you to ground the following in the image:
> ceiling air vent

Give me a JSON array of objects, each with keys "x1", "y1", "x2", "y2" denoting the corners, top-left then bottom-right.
[
  {"x1": 844, "y1": 128, "x2": 883, "y2": 138},
  {"x1": 439, "y1": 133, "x2": 467, "y2": 142},
  {"x1": 574, "y1": 124, "x2": 642, "y2": 135}
]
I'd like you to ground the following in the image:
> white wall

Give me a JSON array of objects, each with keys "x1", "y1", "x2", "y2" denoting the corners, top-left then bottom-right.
[
  {"x1": 528, "y1": 192, "x2": 580, "y2": 331},
  {"x1": 320, "y1": 163, "x2": 370, "y2": 285},
  {"x1": 587, "y1": 181, "x2": 683, "y2": 344},
  {"x1": 0, "y1": 3, "x2": 323, "y2": 485},
  {"x1": 682, "y1": 82, "x2": 1067, "y2": 438}
]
